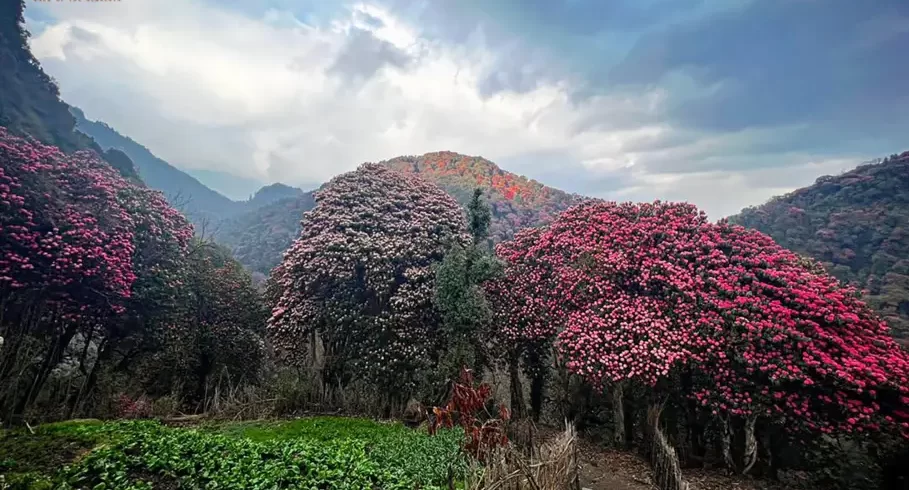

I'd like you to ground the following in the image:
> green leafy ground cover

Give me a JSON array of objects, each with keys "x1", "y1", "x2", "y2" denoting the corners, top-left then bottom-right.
[{"x1": 0, "y1": 417, "x2": 467, "y2": 489}]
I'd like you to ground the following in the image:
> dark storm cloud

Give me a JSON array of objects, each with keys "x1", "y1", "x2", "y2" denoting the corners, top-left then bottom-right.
[
  {"x1": 328, "y1": 27, "x2": 412, "y2": 81},
  {"x1": 610, "y1": 0, "x2": 909, "y2": 134}
]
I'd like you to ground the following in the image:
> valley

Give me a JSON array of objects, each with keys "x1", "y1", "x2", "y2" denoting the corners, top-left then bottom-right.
[{"x1": 2, "y1": 1, "x2": 909, "y2": 489}]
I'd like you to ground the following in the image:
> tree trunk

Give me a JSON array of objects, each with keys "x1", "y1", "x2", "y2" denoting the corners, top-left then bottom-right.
[
  {"x1": 69, "y1": 338, "x2": 110, "y2": 418},
  {"x1": 762, "y1": 426, "x2": 781, "y2": 480},
  {"x1": 648, "y1": 403, "x2": 689, "y2": 490},
  {"x1": 508, "y1": 354, "x2": 525, "y2": 419},
  {"x1": 195, "y1": 352, "x2": 212, "y2": 412},
  {"x1": 742, "y1": 415, "x2": 758, "y2": 475},
  {"x1": 14, "y1": 325, "x2": 77, "y2": 417},
  {"x1": 64, "y1": 330, "x2": 95, "y2": 418},
  {"x1": 612, "y1": 382, "x2": 625, "y2": 448},
  {"x1": 530, "y1": 372, "x2": 544, "y2": 422},
  {"x1": 721, "y1": 416, "x2": 735, "y2": 472}
]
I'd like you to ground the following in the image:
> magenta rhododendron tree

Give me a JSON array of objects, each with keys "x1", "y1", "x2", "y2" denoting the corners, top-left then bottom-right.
[
  {"x1": 0, "y1": 127, "x2": 193, "y2": 419},
  {"x1": 0, "y1": 128, "x2": 192, "y2": 317},
  {"x1": 492, "y1": 199, "x2": 909, "y2": 468},
  {"x1": 268, "y1": 163, "x2": 469, "y2": 390},
  {"x1": 693, "y1": 223, "x2": 909, "y2": 438},
  {"x1": 1, "y1": 128, "x2": 136, "y2": 316},
  {"x1": 490, "y1": 202, "x2": 724, "y2": 386}
]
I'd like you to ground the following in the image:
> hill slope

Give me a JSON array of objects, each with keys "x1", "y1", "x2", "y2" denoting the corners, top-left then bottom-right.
[
  {"x1": 0, "y1": 0, "x2": 136, "y2": 179},
  {"x1": 729, "y1": 152, "x2": 909, "y2": 344},
  {"x1": 71, "y1": 107, "x2": 243, "y2": 223},
  {"x1": 382, "y1": 151, "x2": 584, "y2": 244},
  {"x1": 214, "y1": 192, "x2": 316, "y2": 275}
]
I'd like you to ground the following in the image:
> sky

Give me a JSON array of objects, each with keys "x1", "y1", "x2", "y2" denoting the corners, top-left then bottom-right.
[{"x1": 25, "y1": 0, "x2": 909, "y2": 218}]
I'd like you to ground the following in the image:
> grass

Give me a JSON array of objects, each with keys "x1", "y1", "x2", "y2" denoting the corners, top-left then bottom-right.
[{"x1": 0, "y1": 417, "x2": 468, "y2": 489}]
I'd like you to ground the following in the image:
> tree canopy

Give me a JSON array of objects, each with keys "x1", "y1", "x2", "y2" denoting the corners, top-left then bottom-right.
[
  {"x1": 268, "y1": 163, "x2": 470, "y2": 390},
  {"x1": 492, "y1": 200, "x2": 909, "y2": 438}
]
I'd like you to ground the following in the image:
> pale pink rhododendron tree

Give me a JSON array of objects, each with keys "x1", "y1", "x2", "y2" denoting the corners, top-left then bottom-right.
[{"x1": 268, "y1": 163, "x2": 470, "y2": 390}]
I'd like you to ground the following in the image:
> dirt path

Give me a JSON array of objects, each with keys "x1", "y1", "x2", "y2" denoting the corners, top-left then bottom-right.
[
  {"x1": 575, "y1": 439, "x2": 784, "y2": 490},
  {"x1": 579, "y1": 460, "x2": 652, "y2": 490},
  {"x1": 577, "y1": 444, "x2": 654, "y2": 490}
]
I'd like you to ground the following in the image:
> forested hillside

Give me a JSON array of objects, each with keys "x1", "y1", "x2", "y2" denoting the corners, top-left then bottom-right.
[
  {"x1": 246, "y1": 183, "x2": 304, "y2": 208},
  {"x1": 382, "y1": 151, "x2": 584, "y2": 244},
  {"x1": 214, "y1": 191, "x2": 316, "y2": 275},
  {"x1": 0, "y1": 0, "x2": 136, "y2": 179},
  {"x1": 730, "y1": 152, "x2": 909, "y2": 345}
]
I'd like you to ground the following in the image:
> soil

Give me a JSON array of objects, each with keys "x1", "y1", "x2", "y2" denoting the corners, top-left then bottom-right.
[
  {"x1": 535, "y1": 425, "x2": 786, "y2": 490},
  {"x1": 576, "y1": 444, "x2": 787, "y2": 490}
]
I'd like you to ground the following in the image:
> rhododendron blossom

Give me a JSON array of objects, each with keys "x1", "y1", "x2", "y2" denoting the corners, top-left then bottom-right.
[
  {"x1": 692, "y1": 223, "x2": 909, "y2": 437},
  {"x1": 0, "y1": 128, "x2": 192, "y2": 322}
]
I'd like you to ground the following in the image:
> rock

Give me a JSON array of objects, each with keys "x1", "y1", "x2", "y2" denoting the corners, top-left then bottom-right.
[{"x1": 402, "y1": 398, "x2": 426, "y2": 428}]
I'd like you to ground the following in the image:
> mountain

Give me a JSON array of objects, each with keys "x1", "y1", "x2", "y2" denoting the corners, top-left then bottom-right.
[
  {"x1": 729, "y1": 152, "x2": 909, "y2": 345},
  {"x1": 0, "y1": 0, "x2": 136, "y2": 179},
  {"x1": 247, "y1": 183, "x2": 305, "y2": 208},
  {"x1": 69, "y1": 107, "x2": 313, "y2": 271},
  {"x1": 381, "y1": 151, "x2": 584, "y2": 245},
  {"x1": 70, "y1": 107, "x2": 244, "y2": 223},
  {"x1": 214, "y1": 192, "x2": 316, "y2": 275},
  {"x1": 185, "y1": 168, "x2": 266, "y2": 201}
]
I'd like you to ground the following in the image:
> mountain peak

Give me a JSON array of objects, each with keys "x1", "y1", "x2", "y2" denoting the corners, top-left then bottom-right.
[
  {"x1": 248, "y1": 183, "x2": 304, "y2": 207},
  {"x1": 380, "y1": 152, "x2": 583, "y2": 243}
]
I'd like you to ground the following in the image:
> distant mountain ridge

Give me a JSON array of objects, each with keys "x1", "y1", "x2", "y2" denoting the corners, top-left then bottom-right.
[
  {"x1": 0, "y1": 0, "x2": 137, "y2": 180},
  {"x1": 184, "y1": 168, "x2": 267, "y2": 202},
  {"x1": 70, "y1": 107, "x2": 304, "y2": 224},
  {"x1": 729, "y1": 151, "x2": 909, "y2": 345},
  {"x1": 71, "y1": 107, "x2": 243, "y2": 223}
]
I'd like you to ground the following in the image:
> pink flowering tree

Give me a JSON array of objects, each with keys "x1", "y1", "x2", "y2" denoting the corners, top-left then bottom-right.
[
  {"x1": 0, "y1": 128, "x2": 192, "y2": 419},
  {"x1": 690, "y1": 222, "x2": 909, "y2": 472},
  {"x1": 268, "y1": 163, "x2": 470, "y2": 394},
  {"x1": 486, "y1": 226, "x2": 558, "y2": 419},
  {"x1": 492, "y1": 199, "x2": 909, "y2": 472},
  {"x1": 490, "y1": 201, "x2": 723, "y2": 430}
]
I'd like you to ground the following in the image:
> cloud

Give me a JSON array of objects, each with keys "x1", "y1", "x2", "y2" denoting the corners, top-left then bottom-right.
[
  {"x1": 610, "y1": 0, "x2": 909, "y2": 135},
  {"x1": 328, "y1": 28, "x2": 412, "y2": 82},
  {"x1": 24, "y1": 0, "x2": 909, "y2": 220}
]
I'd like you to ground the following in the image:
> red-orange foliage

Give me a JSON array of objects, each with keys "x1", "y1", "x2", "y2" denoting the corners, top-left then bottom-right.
[
  {"x1": 382, "y1": 152, "x2": 583, "y2": 243},
  {"x1": 429, "y1": 368, "x2": 510, "y2": 461}
]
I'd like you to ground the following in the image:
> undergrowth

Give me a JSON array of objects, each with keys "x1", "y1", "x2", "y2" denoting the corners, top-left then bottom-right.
[{"x1": 0, "y1": 417, "x2": 468, "y2": 489}]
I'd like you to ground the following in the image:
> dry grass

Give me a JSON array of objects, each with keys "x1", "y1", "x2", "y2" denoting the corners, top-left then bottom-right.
[{"x1": 467, "y1": 421, "x2": 581, "y2": 490}]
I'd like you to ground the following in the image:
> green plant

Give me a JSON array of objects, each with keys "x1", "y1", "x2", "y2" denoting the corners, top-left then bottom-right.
[{"x1": 1, "y1": 417, "x2": 469, "y2": 489}]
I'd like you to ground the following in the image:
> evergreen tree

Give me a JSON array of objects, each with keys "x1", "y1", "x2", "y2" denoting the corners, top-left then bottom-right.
[{"x1": 433, "y1": 188, "x2": 502, "y2": 380}]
